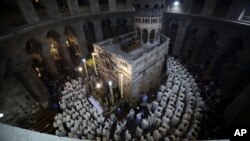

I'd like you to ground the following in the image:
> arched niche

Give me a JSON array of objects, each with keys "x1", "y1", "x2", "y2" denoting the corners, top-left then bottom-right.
[
  {"x1": 101, "y1": 19, "x2": 113, "y2": 39},
  {"x1": 135, "y1": 27, "x2": 141, "y2": 40},
  {"x1": 142, "y1": 29, "x2": 148, "y2": 44},
  {"x1": 64, "y1": 25, "x2": 81, "y2": 66},
  {"x1": 83, "y1": 21, "x2": 96, "y2": 52},
  {"x1": 149, "y1": 29, "x2": 156, "y2": 43},
  {"x1": 46, "y1": 30, "x2": 62, "y2": 62},
  {"x1": 26, "y1": 39, "x2": 45, "y2": 78}
]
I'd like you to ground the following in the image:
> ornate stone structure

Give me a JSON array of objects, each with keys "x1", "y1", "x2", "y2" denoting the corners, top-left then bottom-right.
[{"x1": 93, "y1": 0, "x2": 170, "y2": 105}]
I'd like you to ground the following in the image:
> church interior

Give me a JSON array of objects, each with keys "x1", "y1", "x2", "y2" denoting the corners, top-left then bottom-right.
[{"x1": 0, "y1": 0, "x2": 250, "y2": 140}]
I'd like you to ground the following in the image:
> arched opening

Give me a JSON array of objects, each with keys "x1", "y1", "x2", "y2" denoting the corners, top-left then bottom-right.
[
  {"x1": 99, "y1": 0, "x2": 108, "y2": 11},
  {"x1": 181, "y1": 24, "x2": 198, "y2": 62},
  {"x1": 64, "y1": 26, "x2": 81, "y2": 66},
  {"x1": 26, "y1": 38, "x2": 65, "y2": 109},
  {"x1": 31, "y1": 0, "x2": 49, "y2": 20},
  {"x1": 135, "y1": 27, "x2": 141, "y2": 40},
  {"x1": 46, "y1": 30, "x2": 65, "y2": 73},
  {"x1": 56, "y1": 0, "x2": 70, "y2": 16},
  {"x1": 102, "y1": 19, "x2": 113, "y2": 39},
  {"x1": 78, "y1": 0, "x2": 91, "y2": 13},
  {"x1": 157, "y1": 28, "x2": 161, "y2": 40},
  {"x1": 83, "y1": 21, "x2": 96, "y2": 52},
  {"x1": 166, "y1": 19, "x2": 179, "y2": 54},
  {"x1": 198, "y1": 30, "x2": 218, "y2": 67},
  {"x1": 26, "y1": 39, "x2": 44, "y2": 78},
  {"x1": 142, "y1": 29, "x2": 148, "y2": 44},
  {"x1": 144, "y1": 3, "x2": 150, "y2": 9},
  {"x1": 116, "y1": 18, "x2": 129, "y2": 36},
  {"x1": 149, "y1": 29, "x2": 156, "y2": 43}
]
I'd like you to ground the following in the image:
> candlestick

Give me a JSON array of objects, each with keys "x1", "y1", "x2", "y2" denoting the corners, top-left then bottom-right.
[
  {"x1": 82, "y1": 59, "x2": 89, "y2": 78},
  {"x1": 120, "y1": 74, "x2": 124, "y2": 99},
  {"x1": 108, "y1": 81, "x2": 114, "y2": 104},
  {"x1": 92, "y1": 53, "x2": 98, "y2": 75},
  {"x1": 89, "y1": 82, "x2": 94, "y2": 91}
]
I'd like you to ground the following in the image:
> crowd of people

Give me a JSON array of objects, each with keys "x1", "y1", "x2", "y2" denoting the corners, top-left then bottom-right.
[
  {"x1": 178, "y1": 58, "x2": 225, "y2": 139},
  {"x1": 53, "y1": 57, "x2": 205, "y2": 140}
]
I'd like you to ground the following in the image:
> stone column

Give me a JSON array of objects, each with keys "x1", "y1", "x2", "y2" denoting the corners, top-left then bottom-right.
[
  {"x1": 93, "y1": 20, "x2": 104, "y2": 42},
  {"x1": 201, "y1": 0, "x2": 217, "y2": 16},
  {"x1": 108, "y1": 0, "x2": 117, "y2": 11},
  {"x1": 226, "y1": 0, "x2": 248, "y2": 20},
  {"x1": 220, "y1": 52, "x2": 250, "y2": 97},
  {"x1": 37, "y1": 35, "x2": 61, "y2": 78},
  {"x1": 90, "y1": 0, "x2": 100, "y2": 12},
  {"x1": 126, "y1": 0, "x2": 133, "y2": 10},
  {"x1": 154, "y1": 30, "x2": 157, "y2": 43},
  {"x1": 16, "y1": 0, "x2": 39, "y2": 24},
  {"x1": 72, "y1": 22, "x2": 89, "y2": 57},
  {"x1": 41, "y1": 0, "x2": 61, "y2": 18},
  {"x1": 189, "y1": 26, "x2": 209, "y2": 66},
  {"x1": 208, "y1": 33, "x2": 231, "y2": 77},
  {"x1": 58, "y1": 36, "x2": 74, "y2": 67},
  {"x1": 9, "y1": 56, "x2": 49, "y2": 108},
  {"x1": 172, "y1": 19, "x2": 190, "y2": 57},
  {"x1": 182, "y1": 0, "x2": 194, "y2": 13},
  {"x1": 223, "y1": 84, "x2": 250, "y2": 124},
  {"x1": 40, "y1": 48, "x2": 61, "y2": 78},
  {"x1": 66, "y1": 0, "x2": 80, "y2": 15},
  {"x1": 140, "y1": 29, "x2": 143, "y2": 44},
  {"x1": 158, "y1": 30, "x2": 161, "y2": 42},
  {"x1": 147, "y1": 29, "x2": 150, "y2": 44}
]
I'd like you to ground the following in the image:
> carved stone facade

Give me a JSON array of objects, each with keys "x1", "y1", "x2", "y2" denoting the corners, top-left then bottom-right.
[
  {"x1": 94, "y1": 33, "x2": 169, "y2": 105},
  {"x1": 93, "y1": 0, "x2": 169, "y2": 105}
]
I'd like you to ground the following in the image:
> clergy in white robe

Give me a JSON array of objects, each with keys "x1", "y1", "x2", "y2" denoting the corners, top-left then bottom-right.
[
  {"x1": 141, "y1": 119, "x2": 149, "y2": 130},
  {"x1": 136, "y1": 126, "x2": 143, "y2": 137}
]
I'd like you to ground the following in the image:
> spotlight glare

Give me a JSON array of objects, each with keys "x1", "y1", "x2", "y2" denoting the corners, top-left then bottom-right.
[
  {"x1": 96, "y1": 83, "x2": 101, "y2": 88},
  {"x1": 108, "y1": 81, "x2": 112, "y2": 86},
  {"x1": 78, "y1": 66, "x2": 83, "y2": 72},
  {"x1": 0, "y1": 113, "x2": 4, "y2": 118},
  {"x1": 174, "y1": 1, "x2": 179, "y2": 6}
]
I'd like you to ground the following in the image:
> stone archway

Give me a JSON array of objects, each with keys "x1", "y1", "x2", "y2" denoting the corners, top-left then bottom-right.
[
  {"x1": 26, "y1": 39, "x2": 44, "y2": 78},
  {"x1": 83, "y1": 21, "x2": 96, "y2": 52},
  {"x1": 116, "y1": 18, "x2": 129, "y2": 36},
  {"x1": 47, "y1": 29, "x2": 73, "y2": 72},
  {"x1": 26, "y1": 38, "x2": 60, "y2": 79},
  {"x1": 181, "y1": 24, "x2": 198, "y2": 62},
  {"x1": 149, "y1": 29, "x2": 156, "y2": 43},
  {"x1": 135, "y1": 27, "x2": 141, "y2": 40},
  {"x1": 46, "y1": 30, "x2": 62, "y2": 62},
  {"x1": 142, "y1": 29, "x2": 148, "y2": 44},
  {"x1": 102, "y1": 19, "x2": 113, "y2": 39},
  {"x1": 65, "y1": 25, "x2": 81, "y2": 66},
  {"x1": 167, "y1": 18, "x2": 179, "y2": 54}
]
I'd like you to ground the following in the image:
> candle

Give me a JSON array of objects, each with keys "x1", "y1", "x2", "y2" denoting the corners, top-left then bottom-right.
[
  {"x1": 89, "y1": 82, "x2": 94, "y2": 91},
  {"x1": 120, "y1": 74, "x2": 124, "y2": 99},
  {"x1": 108, "y1": 81, "x2": 114, "y2": 104},
  {"x1": 92, "y1": 53, "x2": 98, "y2": 75},
  {"x1": 93, "y1": 75, "x2": 97, "y2": 85},
  {"x1": 82, "y1": 59, "x2": 89, "y2": 78}
]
